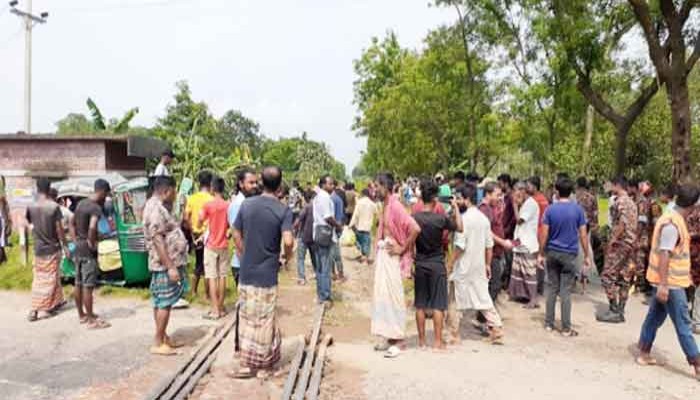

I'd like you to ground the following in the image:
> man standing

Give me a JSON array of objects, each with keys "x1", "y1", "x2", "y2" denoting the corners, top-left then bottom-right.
[
  {"x1": 70, "y1": 179, "x2": 111, "y2": 329},
  {"x1": 637, "y1": 184, "x2": 700, "y2": 379},
  {"x1": 598, "y1": 176, "x2": 638, "y2": 323},
  {"x1": 0, "y1": 175, "x2": 9, "y2": 265},
  {"x1": 478, "y1": 182, "x2": 511, "y2": 301},
  {"x1": 330, "y1": 187, "x2": 346, "y2": 281},
  {"x1": 413, "y1": 180, "x2": 462, "y2": 350},
  {"x1": 228, "y1": 168, "x2": 258, "y2": 287},
  {"x1": 288, "y1": 180, "x2": 303, "y2": 224},
  {"x1": 344, "y1": 183, "x2": 357, "y2": 225},
  {"x1": 349, "y1": 188, "x2": 378, "y2": 265},
  {"x1": 185, "y1": 171, "x2": 213, "y2": 297},
  {"x1": 539, "y1": 178, "x2": 590, "y2": 337},
  {"x1": 448, "y1": 184, "x2": 504, "y2": 345},
  {"x1": 508, "y1": 182, "x2": 541, "y2": 308},
  {"x1": 313, "y1": 176, "x2": 342, "y2": 304},
  {"x1": 635, "y1": 180, "x2": 655, "y2": 296},
  {"x1": 153, "y1": 149, "x2": 175, "y2": 177},
  {"x1": 576, "y1": 177, "x2": 600, "y2": 277},
  {"x1": 294, "y1": 191, "x2": 317, "y2": 285},
  {"x1": 527, "y1": 177, "x2": 549, "y2": 295},
  {"x1": 26, "y1": 178, "x2": 69, "y2": 322},
  {"x1": 232, "y1": 166, "x2": 293, "y2": 378},
  {"x1": 498, "y1": 174, "x2": 517, "y2": 288},
  {"x1": 372, "y1": 173, "x2": 421, "y2": 358},
  {"x1": 143, "y1": 176, "x2": 188, "y2": 355},
  {"x1": 198, "y1": 177, "x2": 230, "y2": 320}
]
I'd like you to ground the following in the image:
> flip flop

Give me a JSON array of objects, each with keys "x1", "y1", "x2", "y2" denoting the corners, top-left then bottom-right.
[
  {"x1": 384, "y1": 345, "x2": 401, "y2": 358},
  {"x1": 202, "y1": 312, "x2": 221, "y2": 321},
  {"x1": 150, "y1": 344, "x2": 178, "y2": 356},
  {"x1": 229, "y1": 367, "x2": 256, "y2": 379},
  {"x1": 86, "y1": 319, "x2": 111, "y2": 330},
  {"x1": 560, "y1": 329, "x2": 579, "y2": 338}
]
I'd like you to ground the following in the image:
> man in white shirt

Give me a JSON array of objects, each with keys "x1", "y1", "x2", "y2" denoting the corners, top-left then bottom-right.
[
  {"x1": 312, "y1": 175, "x2": 342, "y2": 304},
  {"x1": 447, "y1": 184, "x2": 504, "y2": 345},
  {"x1": 348, "y1": 188, "x2": 378, "y2": 264},
  {"x1": 153, "y1": 150, "x2": 175, "y2": 177},
  {"x1": 508, "y1": 182, "x2": 541, "y2": 308}
]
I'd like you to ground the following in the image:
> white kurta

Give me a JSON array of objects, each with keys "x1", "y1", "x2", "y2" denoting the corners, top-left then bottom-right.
[{"x1": 449, "y1": 207, "x2": 495, "y2": 311}]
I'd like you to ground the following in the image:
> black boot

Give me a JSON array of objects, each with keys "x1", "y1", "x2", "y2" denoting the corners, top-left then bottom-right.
[{"x1": 597, "y1": 300, "x2": 624, "y2": 323}]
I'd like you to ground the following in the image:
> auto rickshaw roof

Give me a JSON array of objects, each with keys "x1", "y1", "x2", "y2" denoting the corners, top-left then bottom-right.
[
  {"x1": 113, "y1": 177, "x2": 149, "y2": 194},
  {"x1": 52, "y1": 174, "x2": 129, "y2": 199}
]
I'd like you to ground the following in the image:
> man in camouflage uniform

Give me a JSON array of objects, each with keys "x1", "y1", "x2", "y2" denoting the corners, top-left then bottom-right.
[
  {"x1": 685, "y1": 203, "x2": 700, "y2": 333},
  {"x1": 634, "y1": 181, "x2": 655, "y2": 296},
  {"x1": 597, "y1": 176, "x2": 638, "y2": 323},
  {"x1": 576, "y1": 177, "x2": 598, "y2": 264}
]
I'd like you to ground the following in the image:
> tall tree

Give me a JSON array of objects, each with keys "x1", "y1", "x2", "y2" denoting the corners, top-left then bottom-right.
[
  {"x1": 627, "y1": 0, "x2": 700, "y2": 182},
  {"x1": 550, "y1": 0, "x2": 660, "y2": 176}
]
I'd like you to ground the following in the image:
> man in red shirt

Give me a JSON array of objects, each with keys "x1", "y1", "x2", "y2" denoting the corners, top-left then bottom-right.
[
  {"x1": 199, "y1": 176, "x2": 231, "y2": 320},
  {"x1": 527, "y1": 176, "x2": 549, "y2": 295},
  {"x1": 478, "y1": 182, "x2": 513, "y2": 301}
]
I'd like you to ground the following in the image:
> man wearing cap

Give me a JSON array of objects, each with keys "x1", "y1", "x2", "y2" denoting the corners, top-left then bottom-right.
[
  {"x1": 154, "y1": 150, "x2": 175, "y2": 177},
  {"x1": 69, "y1": 179, "x2": 112, "y2": 329}
]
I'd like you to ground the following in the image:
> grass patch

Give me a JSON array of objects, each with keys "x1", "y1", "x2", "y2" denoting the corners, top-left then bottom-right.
[{"x1": 0, "y1": 235, "x2": 32, "y2": 290}]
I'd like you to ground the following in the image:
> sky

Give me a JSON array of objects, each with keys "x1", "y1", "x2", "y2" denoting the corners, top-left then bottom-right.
[{"x1": 0, "y1": 0, "x2": 455, "y2": 172}]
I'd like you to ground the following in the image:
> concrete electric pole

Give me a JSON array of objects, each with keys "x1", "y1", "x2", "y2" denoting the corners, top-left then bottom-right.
[{"x1": 9, "y1": 0, "x2": 48, "y2": 134}]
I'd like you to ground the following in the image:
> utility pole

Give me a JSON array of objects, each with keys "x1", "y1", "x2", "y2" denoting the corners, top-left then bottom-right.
[{"x1": 9, "y1": 0, "x2": 48, "y2": 134}]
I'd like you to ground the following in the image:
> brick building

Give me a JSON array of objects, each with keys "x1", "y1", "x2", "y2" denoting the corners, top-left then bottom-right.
[{"x1": 0, "y1": 134, "x2": 166, "y2": 225}]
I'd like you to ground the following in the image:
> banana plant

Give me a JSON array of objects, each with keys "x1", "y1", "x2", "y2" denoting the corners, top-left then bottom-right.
[{"x1": 85, "y1": 97, "x2": 139, "y2": 133}]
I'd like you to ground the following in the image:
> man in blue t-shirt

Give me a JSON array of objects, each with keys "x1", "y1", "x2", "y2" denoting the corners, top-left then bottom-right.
[
  {"x1": 539, "y1": 177, "x2": 591, "y2": 337},
  {"x1": 232, "y1": 166, "x2": 293, "y2": 377}
]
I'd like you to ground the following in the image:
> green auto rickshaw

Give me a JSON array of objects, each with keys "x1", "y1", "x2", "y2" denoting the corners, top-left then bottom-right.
[{"x1": 57, "y1": 176, "x2": 149, "y2": 286}]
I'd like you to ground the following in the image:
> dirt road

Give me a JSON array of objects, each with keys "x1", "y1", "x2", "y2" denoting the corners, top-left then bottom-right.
[{"x1": 1, "y1": 246, "x2": 698, "y2": 400}]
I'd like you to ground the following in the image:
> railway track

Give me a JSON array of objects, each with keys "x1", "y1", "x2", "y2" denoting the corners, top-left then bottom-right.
[
  {"x1": 282, "y1": 303, "x2": 333, "y2": 400},
  {"x1": 145, "y1": 303, "x2": 239, "y2": 400}
]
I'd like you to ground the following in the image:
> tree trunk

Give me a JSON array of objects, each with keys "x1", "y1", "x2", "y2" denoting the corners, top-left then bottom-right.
[
  {"x1": 581, "y1": 105, "x2": 594, "y2": 175},
  {"x1": 614, "y1": 125, "x2": 630, "y2": 178},
  {"x1": 669, "y1": 79, "x2": 692, "y2": 183}
]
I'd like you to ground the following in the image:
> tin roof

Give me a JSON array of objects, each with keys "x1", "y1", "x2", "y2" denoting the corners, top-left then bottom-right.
[{"x1": 0, "y1": 133, "x2": 128, "y2": 142}]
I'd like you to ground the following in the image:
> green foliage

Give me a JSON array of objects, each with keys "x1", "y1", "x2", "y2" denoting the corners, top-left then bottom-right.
[{"x1": 56, "y1": 98, "x2": 140, "y2": 135}]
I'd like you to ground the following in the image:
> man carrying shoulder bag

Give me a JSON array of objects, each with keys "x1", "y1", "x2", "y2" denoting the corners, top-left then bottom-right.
[{"x1": 313, "y1": 176, "x2": 343, "y2": 305}]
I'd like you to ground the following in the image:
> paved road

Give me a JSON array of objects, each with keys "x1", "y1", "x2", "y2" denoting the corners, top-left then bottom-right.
[{"x1": 0, "y1": 292, "x2": 217, "y2": 400}]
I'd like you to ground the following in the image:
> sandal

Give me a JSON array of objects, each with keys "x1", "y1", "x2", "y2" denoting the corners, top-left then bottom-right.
[
  {"x1": 150, "y1": 344, "x2": 178, "y2": 356},
  {"x1": 384, "y1": 345, "x2": 402, "y2": 358},
  {"x1": 86, "y1": 318, "x2": 111, "y2": 330},
  {"x1": 560, "y1": 329, "x2": 579, "y2": 337},
  {"x1": 202, "y1": 312, "x2": 221, "y2": 321},
  {"x1": 27, "y1": 311, "x2": 38, "y2": 322},
  {"x1": 229, "y1": 367, "x2": 256, "y2": 379}
]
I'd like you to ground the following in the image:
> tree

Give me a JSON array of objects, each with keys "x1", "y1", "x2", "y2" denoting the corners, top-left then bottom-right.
[
  {"x1": 56, "y1": 113, "x2": 94, "y2": 134},
  {"x1": 217, "y1": 110, "x2": 268, "y2": 160},
  {"x1": 56, "y1": 98, "x2": 139, "y2": 135},
  {"x1": 627, "y1": 0, "x2": 700, "y2": 182}
]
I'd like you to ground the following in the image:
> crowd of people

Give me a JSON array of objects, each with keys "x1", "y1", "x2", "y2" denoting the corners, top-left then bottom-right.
[{"x1": 11, "y1": 149, "x2": 700, "y2": 380}]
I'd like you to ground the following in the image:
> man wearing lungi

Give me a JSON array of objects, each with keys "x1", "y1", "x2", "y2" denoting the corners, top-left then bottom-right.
[
  {"x1": 26, "y1": 178, "x2": 70, "y2": 322},
  {"x1": 143, "y1": 176, "x2": 189, "y2": 355},
  {"x1": 371, "y1": 172, "x2": 421, "y2": 358},
  {"x1": 232, "y1": 166, "x2": 294, "y2": 378}
]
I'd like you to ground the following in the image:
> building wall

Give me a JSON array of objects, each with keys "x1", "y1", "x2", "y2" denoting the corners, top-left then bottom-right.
[
  {"x1": 0, "y1": 139, "x2": 146, "y2": 229},
  {"x1": 0, "y1": 140, "x2": 106, "y2": 177}
]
